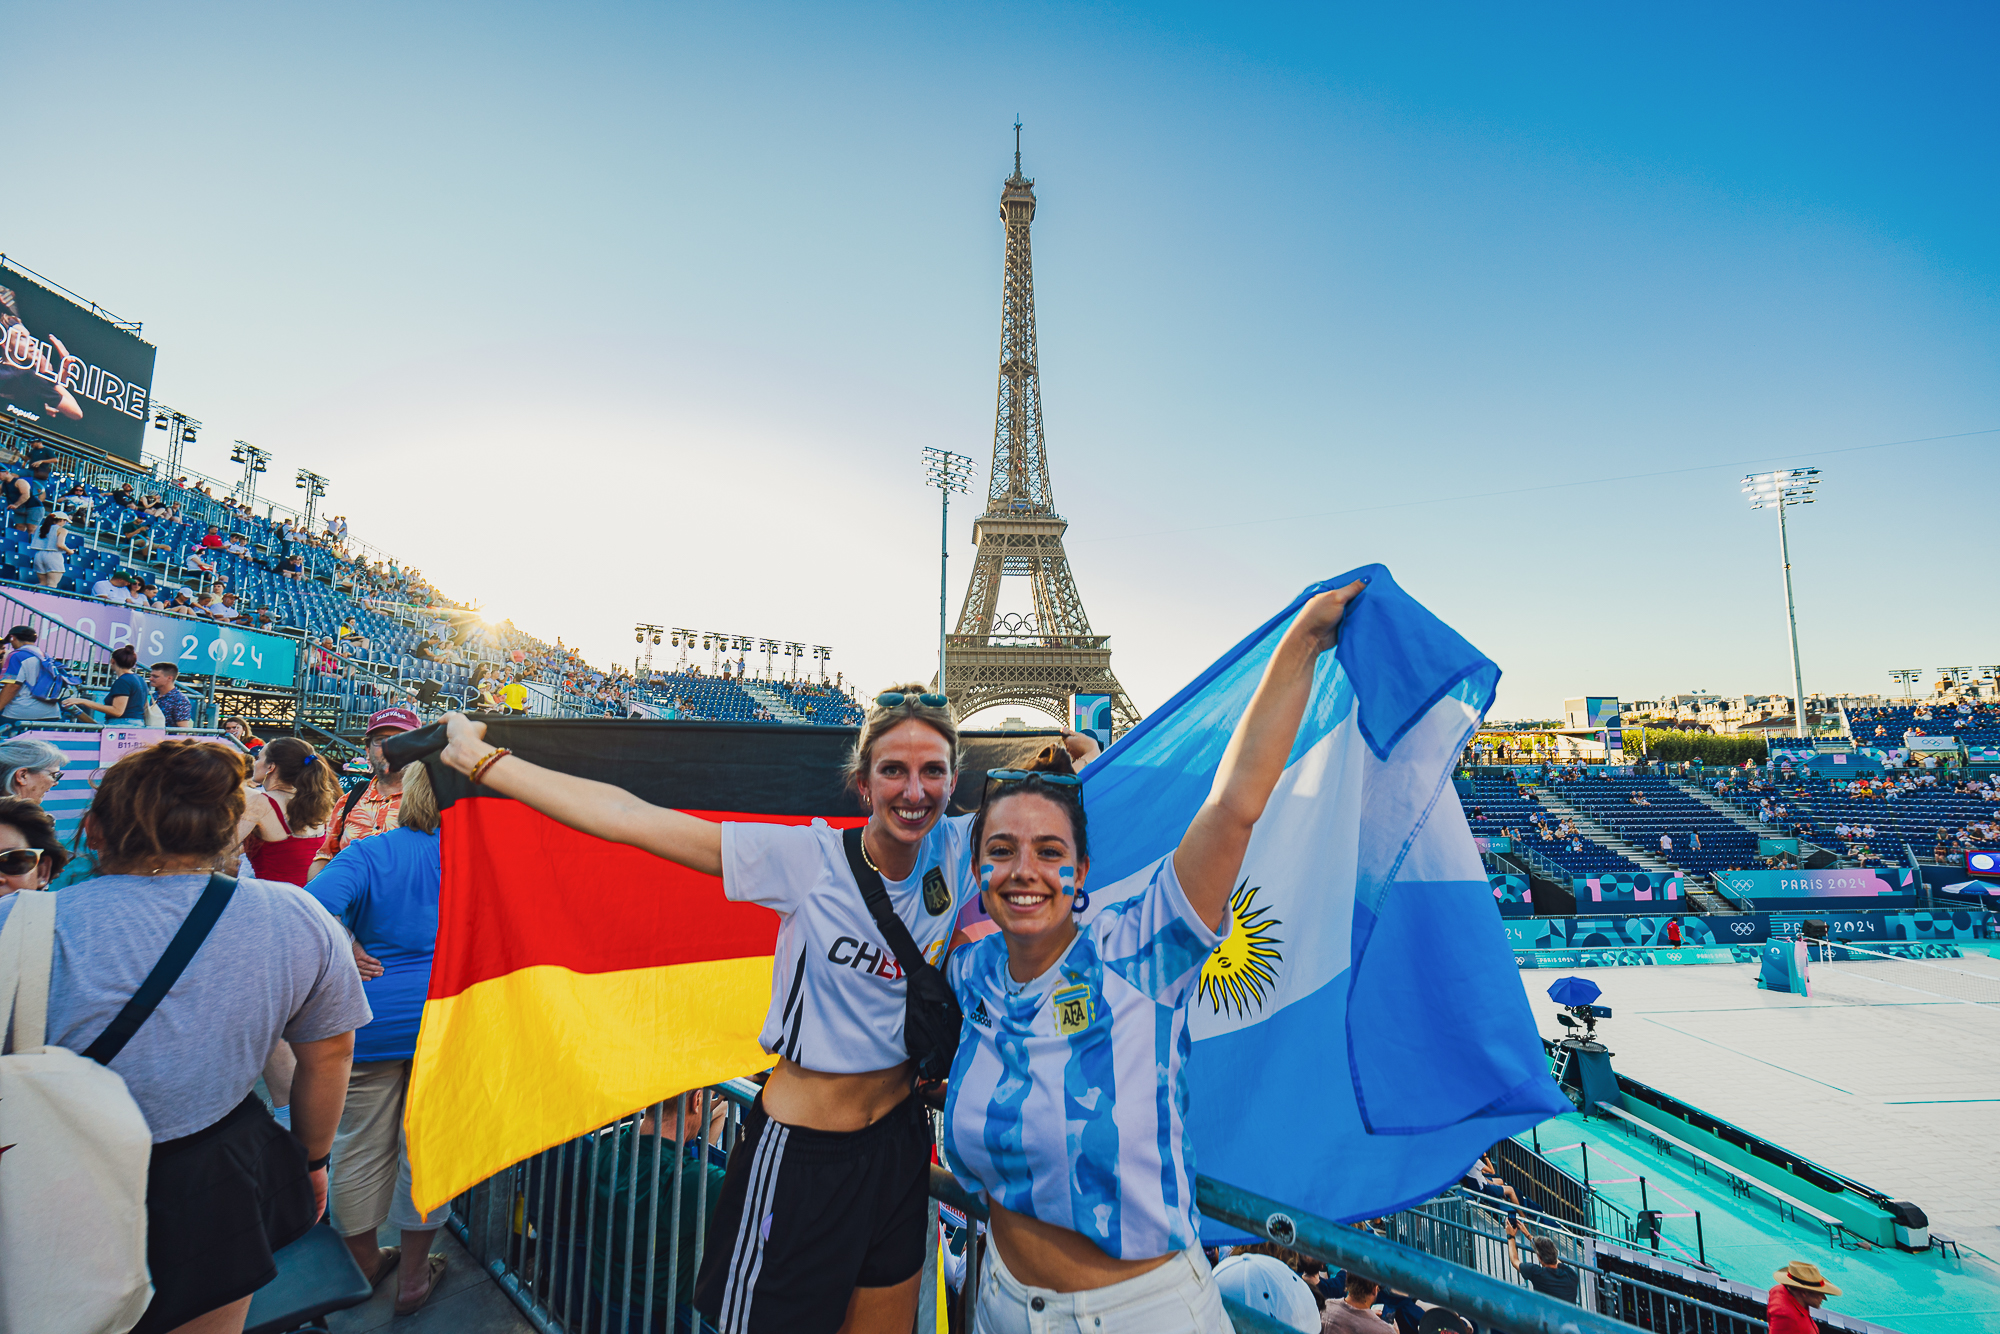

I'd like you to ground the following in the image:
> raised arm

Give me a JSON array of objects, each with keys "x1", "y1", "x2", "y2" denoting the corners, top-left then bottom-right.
[
  {"x1": 439, "y1": 712, "x2": 723, "y2": 876},
  {"x1": 1173, "y1": 580, "x2": 1365, "y2": 929}
]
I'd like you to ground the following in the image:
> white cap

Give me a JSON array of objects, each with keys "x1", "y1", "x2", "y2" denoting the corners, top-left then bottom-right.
[{"x1": 1212, "y1": 1253, "x2": 1319, "y2": 1333}]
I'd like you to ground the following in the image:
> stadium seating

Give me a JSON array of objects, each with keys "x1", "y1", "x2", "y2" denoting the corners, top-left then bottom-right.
[
  {"x1": 1461, "y1": 778, "x2": 1647, "y2": 876},
  {"x1": 5, "y1": 467, "x2": 869, "y2": 734},
  {"x1": 1712, "y1": 772, "x2": 2000, "y2": 865},
  {"x1": 1849, "y1": 702, "x2": 2000, "y2": 747},
  {"x1": 1550, "y1": 774, "x2": 1757, "y2": 876}
]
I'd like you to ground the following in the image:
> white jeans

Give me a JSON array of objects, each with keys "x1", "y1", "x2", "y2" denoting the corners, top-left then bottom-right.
[{"x1": 975, "y1": 1241, "x2": 1226, "y2": 1334}]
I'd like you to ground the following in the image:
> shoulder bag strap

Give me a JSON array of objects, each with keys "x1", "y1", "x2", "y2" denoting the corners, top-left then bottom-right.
[
  {"x1": 0, "y1": 890, "x2": 56, "y2": 1055},
  {"x1": 81, "y1": 873, "x2": 239, "y2": 1066},
  {"x1": 840, "y1": 826, "x2": 930, "y2": 980}
]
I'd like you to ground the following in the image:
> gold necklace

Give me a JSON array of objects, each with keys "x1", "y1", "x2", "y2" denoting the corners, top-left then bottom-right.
[{"x1": 858, "y1": 829, "x2": 885, "y2": 876}]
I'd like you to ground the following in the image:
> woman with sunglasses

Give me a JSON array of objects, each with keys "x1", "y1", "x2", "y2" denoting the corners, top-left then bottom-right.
[
  {"x1": 0, "y1": 795, "x2": 67, "y2": 895},
  {"x1": 435, "y1": 687, "x2": 1096, "y2": 1334},
  {"x1": 942, "y1": 580, "x2": 1363, "y2": 1333}
]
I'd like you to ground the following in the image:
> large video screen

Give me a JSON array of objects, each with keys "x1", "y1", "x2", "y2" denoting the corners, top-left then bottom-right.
[{"x1": 0, "y1": 263, "x2": 156, "y2": 463}]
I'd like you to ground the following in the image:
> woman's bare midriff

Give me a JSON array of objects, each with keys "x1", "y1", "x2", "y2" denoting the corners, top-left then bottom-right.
[
  {"x1": 758, "y1": 1056, "x2": 913, "y2": 1132},
  {"x1": 986, "y1": 1200, "x2": 1175, "y2": 1293}
]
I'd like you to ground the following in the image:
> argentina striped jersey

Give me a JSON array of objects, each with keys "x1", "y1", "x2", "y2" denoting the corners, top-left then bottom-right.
[{"x1": 941, "y1": 853, "x2": 1227, "y2": 1259}]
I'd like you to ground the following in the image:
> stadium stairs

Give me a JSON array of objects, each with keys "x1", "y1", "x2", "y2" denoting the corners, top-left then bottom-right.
[
  {"x1": 1534, "y1": 789, "x2": 1679, "y2": 876},
  {"x1": 739, "y1": 678, "x2": 809, "y2": 724}
]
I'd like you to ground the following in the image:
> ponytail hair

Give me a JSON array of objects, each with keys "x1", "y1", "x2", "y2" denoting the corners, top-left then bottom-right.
[
  {"x1": 259, "y1": 736, "x2": 342, "y2": 831},
  {"x1": 39, "y1": 513, "x2": 63, "y2": 539}
]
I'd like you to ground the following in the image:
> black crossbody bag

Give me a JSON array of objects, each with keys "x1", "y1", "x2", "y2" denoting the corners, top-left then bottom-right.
[{"x1": 840, "y1": 827, "x2": 962, "y2": 1083}]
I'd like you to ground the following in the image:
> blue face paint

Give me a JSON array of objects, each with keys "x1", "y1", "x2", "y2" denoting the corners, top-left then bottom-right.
[
  {"x1": 1062, "y1": 865, "x2": 1089, "y2": 913},
  {"x1": 980, "y1": 864, "x2": 994, "y2": 894}
]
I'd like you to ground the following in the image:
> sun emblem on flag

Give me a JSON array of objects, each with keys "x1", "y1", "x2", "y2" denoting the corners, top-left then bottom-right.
[{"x1": 1198, "y1": 881, "x2": 1283, "y2": 1018}]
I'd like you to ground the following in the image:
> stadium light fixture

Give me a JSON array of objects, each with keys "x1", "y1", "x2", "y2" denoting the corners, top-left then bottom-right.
[
  {"x1": 149, "y1": 403, "x2": 200, "y2": 476},
  {"x1": 230, "y1": 441, "x2": 273, "y2": 507},
  {"x1": 633, "y1": 623, "x2": 664, "y2": 672},
  {"x1": 923, "y1": 446, "x2": 976, "y2": 698},
  {"x1": 1741, "y1": 468, "x2": 1820, "y2": 739},
  {"x1": 294, "y1": 468, "x2": 329, "y2": 531},
  {"x1": 1887, "y1": 669, "x2": 1924, "y2": 701}
]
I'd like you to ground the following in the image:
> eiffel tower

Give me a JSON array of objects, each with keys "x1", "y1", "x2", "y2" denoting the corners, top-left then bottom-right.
[{"x1": 940, "y1": 127, "x2": 1140, "y2": 733}]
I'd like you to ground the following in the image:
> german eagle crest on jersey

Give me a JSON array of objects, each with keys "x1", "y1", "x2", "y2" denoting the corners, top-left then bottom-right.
[{"x1": 922, "y1": 866, "x2": 950, "y2": 915}]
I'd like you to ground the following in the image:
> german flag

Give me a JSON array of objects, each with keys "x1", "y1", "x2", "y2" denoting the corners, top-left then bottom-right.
[{"x1": 402, "y1": 718, "x2": 1053, "y2": 1213}]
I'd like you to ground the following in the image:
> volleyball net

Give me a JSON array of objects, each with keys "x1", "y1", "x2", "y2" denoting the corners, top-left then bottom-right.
[{"x1": 1804, "y1": 940, "x2": 2000, "y2": 1008}]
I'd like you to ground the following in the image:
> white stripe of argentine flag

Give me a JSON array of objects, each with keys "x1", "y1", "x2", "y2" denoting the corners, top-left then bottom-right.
[{"x1": 1078, "y1": 565, "x2": 1569, "y2": 1236}]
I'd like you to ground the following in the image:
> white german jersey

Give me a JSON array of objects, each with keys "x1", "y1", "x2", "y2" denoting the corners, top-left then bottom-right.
[
  {"x1": 721, "y1": 815, "x2": 974, "y2": 1074},
  {"x1": 941, "y1": 854, "x2": 1227, "y2": 1259}
]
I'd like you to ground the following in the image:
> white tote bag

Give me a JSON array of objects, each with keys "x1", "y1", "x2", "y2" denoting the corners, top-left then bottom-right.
[{"x1": 0, "y1": 891, "x2": 155, "y2": 1334}]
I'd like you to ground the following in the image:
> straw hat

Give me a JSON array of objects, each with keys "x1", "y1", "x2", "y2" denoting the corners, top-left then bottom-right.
[{"x1": 1774, "y1": 1261, "x2": 1841, "y2": 1296}]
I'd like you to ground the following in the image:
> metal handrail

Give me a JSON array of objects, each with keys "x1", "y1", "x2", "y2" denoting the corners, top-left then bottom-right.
[{"x1": 442, "y1": 1075, "x2": 1768, "y2": 1334}]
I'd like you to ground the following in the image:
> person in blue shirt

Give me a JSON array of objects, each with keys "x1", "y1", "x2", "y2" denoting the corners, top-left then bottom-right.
[
  {"x1": 0, "y1": 625, "x2": 66, "y2": 723},
  {"x1": 306, "y1": 762, "x2": 452, "y2": 1316},
  {"x1": 942, "y1": 580, "x2": 1363, "y2": 1334},
  {"x1": 69, "y1": 644, "x2": 151, "y2": 725}
]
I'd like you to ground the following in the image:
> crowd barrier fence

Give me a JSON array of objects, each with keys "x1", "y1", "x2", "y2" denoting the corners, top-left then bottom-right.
[{"x1": 443, "y1": 1077, "x2": 1761, "y2": 1334}]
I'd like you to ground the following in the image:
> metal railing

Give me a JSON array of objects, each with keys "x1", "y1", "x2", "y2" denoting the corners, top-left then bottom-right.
[{"x1": 444, "y1": 1079, "x2": 1775, "y2": 1334}]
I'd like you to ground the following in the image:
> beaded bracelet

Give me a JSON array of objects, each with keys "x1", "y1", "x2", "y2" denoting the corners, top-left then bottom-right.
[{"x1": 467, "y1": 747, "x2": 512, "y2": 787}]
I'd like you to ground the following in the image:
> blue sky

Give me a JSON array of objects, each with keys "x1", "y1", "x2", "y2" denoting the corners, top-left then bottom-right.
[{"x1": 9, "y1": 2, "x2": 1996, "y2": 721}]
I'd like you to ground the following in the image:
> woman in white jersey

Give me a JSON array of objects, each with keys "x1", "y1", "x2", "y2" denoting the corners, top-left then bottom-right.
[
  {"x1": 943, "y1": 580, "x2": 1363, "y2": 1333},
  {"x1": 437, "y1": 689, "x2": 1093, "y2": 1334}
]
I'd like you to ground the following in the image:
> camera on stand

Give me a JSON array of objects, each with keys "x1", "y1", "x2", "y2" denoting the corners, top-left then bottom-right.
[{"x1": 1554, "y1": 1002, "x2": 1613, "y2": 1043}]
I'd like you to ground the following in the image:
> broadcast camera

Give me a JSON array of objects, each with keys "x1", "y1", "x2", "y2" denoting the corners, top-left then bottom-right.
[{"x1": 1554, "y1": 1003, "x2": 1612, "y2": 1043}]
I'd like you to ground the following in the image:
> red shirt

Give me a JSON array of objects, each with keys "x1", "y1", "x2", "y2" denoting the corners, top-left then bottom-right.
[
  {"x1": 199, "y1": 534, "x2": 224, "y2": 548},
  {"x1": 1767, "y1": 1285, "x2": 1819, "y2": 1334}
]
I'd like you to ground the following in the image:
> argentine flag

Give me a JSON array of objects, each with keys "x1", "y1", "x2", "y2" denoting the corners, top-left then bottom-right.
[{"x1": 1080, "y1": 564, "x2": 1568, "y2": 1233}]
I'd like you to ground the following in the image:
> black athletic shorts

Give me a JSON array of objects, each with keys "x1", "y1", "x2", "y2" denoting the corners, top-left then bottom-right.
[
  {"x1": 132, "y1": 1094, "x2": 318, "y2": 1333},
  {"x1": 694, "y1": 1091, "x2": 930, "y2": 1334}
]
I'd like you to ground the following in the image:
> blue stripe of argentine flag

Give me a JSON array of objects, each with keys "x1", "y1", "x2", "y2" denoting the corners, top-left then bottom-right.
[{"x1": 1079, "y1": 564, "x2": 1569, "y2": 1235}]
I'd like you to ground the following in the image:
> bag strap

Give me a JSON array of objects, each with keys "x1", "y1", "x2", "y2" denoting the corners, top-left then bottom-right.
[
  {"x1": 0, "y1": 890, "x2": 56, "y2": 1055},
  {"x1": 341, "y1": 780, "x2": 371, "y2": 825},
  {"x1": 840, "y1": 826, "x2": 931, "y2": 981},
  {"x1": 81, "y1": 872, "x2": 239, "y2": 1066}
]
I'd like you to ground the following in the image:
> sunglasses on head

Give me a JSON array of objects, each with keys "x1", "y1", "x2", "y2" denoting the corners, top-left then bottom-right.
[
  {"x1": 980, "y1": 768, "x2": 1084, "y2": 810},
  {"x1": 876, "y1": 692, "x2": 947, "y2": 709},
  {"x1": 0, "y1": 848, "x2": 46, "y2": 877}
]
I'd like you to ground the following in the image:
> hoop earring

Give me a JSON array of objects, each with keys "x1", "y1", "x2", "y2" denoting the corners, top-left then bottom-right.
[{"x1": 1071, "y1": 890, "x2": 1089, "y2": 913}]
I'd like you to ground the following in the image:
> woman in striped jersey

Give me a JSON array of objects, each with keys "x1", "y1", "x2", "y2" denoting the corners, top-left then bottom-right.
[{"x1": 941, "y1": 579, "x2": 1364, "y2": 1333}]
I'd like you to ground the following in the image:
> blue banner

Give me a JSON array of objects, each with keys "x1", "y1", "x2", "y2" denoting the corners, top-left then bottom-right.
[
  {"x1": 1717, "y1": 866, "x2": 1915, "y2": 909},
  {"x1": 7, "y1": 587, "x2": 298, "y2": 689},
  {"x1": 1573, "y1": 871, "x2": 1682, "y2": 904},
  {"x1": 1502, "y1": 907, "x2": 1988, "y2": 954}
]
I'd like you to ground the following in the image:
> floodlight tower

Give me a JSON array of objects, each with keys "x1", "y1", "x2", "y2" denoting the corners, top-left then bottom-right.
[
  {"x1": 1887, "y1": 669, "x2": 1924, "y2": 702},
  {"x1": 230, "y1": 441, "x2": 272, "y2": 507},
  {"x1": 812, "y1": 645, "x2": 831, "y2": 683},
  {"x1": 152, "y1": 405, "x2": 200, "y2": 477},
  {"x1": 1742, "y1": 468, "x2": 1820, "y2": 738},
  {"x1": 294, "y1": 468, "x2": 329, "y2": 531},
  {"x1": 923, "y1": 447, "x2": 975, "y2": 694},
  {"x1": 634, "y1": 622, "x2": 663, "y2": 674}
]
